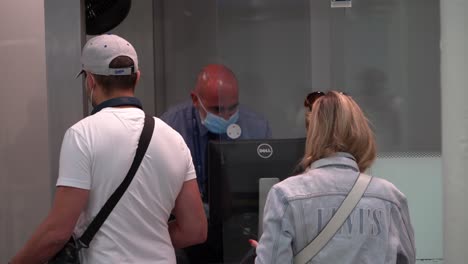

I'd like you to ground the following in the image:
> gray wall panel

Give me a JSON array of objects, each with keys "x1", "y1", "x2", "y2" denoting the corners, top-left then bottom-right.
[
  {"x1": 45, "y1": 0, "x2": 85, "y2": 186},
  {"x1": 109, "y1": 0, "x2": 155, "y2": 115}
]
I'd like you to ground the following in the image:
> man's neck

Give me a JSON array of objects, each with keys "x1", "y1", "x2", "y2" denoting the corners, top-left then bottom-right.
[{"x1": 95, "y1": 91, "x2": 135, "y2": 106}]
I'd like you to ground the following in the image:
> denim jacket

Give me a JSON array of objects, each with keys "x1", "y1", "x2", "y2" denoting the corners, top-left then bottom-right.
[{"x1": 255, "y1": 152, "x2": 416, "y2": 264}]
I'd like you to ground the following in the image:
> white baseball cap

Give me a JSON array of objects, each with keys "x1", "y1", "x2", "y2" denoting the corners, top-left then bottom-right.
[{"x1": 77, "y1": 34, "x2": 138, "y2": 77}]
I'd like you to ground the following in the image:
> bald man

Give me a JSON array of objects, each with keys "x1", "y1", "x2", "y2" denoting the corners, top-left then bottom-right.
[{"x1": 161, "y1": 64, "x2": 271, "y2": 198}]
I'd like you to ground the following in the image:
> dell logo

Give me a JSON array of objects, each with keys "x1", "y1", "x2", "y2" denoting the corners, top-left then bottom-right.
[{"x1": 257, "y1": 143, "x2": 273, "y2": 159}]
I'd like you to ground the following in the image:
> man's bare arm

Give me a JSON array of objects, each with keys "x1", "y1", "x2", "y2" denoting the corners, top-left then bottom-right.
[{"x1": 169, "y1": 179, "x2": 207, "y2": 248}]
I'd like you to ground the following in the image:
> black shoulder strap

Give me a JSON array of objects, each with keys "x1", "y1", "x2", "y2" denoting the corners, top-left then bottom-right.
[{"x1": 78, "y1": 115, "x2": 155, "y2": 248}]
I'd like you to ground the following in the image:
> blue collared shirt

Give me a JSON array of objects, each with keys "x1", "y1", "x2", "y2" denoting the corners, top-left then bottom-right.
[
  {"x1": 255, "y1": 152, "x2": 416, "y2": 264},
  {"x1": 160, "y1": 101, "x2": 272, "y2": 197}
]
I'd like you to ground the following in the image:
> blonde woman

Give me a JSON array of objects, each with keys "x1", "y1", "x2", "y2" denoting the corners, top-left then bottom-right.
[{"x1": 253, "y1": 91, "x2": 416, "y2": 264}]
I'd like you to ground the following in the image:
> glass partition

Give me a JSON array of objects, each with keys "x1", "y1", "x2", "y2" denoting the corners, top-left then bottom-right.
[
  {"x1": 333, "y1": 1, "x2": 442, "y2": 262},
  {"x1": 156, "y1": 0, "x2": 442, "y2": 263}
]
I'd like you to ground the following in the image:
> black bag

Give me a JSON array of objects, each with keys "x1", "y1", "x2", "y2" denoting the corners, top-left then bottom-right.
[
  {"x1": 49, "y1": 237, "x2": 81, "y2": 264},
  {"x1": 49, "y1": 115, "x2": 154, "y2": 263}
]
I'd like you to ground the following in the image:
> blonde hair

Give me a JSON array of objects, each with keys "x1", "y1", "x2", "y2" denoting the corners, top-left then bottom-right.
[{"x1": 300, "y1": 91, "x2": 376, "y2": 172}]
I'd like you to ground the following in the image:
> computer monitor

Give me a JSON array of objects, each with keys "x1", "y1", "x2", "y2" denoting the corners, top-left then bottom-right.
[{"x1": 207, "y1": 138, "x2": 306, "y2": 263}]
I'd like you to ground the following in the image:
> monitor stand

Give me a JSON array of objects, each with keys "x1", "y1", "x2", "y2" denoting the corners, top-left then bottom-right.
[{"x1": 258, "y1": 178, "x2": 280, "y2": 237}]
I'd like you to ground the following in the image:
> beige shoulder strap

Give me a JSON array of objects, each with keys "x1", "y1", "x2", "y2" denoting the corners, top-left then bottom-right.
[{"x1": 293, "y1": 173, "x2": 373, "y2": 264}]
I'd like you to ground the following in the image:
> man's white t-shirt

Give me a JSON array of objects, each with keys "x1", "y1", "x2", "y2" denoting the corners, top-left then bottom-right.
[{"x1": 56, "y1": 107, "x2": 196, "y2": 263}]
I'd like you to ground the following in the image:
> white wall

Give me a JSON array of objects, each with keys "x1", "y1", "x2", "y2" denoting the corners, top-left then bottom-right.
[
  {"x1": 441, "y1": 0, "x2": 468, "y2": 263},
  {"x1": 0, "y1": 0, "x2": 51, "y2": 260}
]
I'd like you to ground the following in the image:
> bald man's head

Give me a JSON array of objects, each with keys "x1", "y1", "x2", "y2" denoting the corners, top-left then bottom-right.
[{"x1": 191, "y1": 64, "x2": 239, "y2": 121}]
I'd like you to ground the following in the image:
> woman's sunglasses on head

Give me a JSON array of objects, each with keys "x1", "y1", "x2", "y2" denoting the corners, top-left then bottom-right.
[
  {"x1": 304, "y1": 91, "x2": 325, "y2": 110},
  {"x1": 304, "y1": 91, "x2": 348, "y2": 111}
]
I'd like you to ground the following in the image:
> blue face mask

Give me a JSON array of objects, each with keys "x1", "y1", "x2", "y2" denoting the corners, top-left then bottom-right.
[{"x1": 198, "y1": 97, "x2": 239, "y2": 134}]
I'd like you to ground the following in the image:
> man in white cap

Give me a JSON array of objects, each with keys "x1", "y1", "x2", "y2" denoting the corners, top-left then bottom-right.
[{"x1": 10, "y1": 34, "x2": 207, "y2": 263}]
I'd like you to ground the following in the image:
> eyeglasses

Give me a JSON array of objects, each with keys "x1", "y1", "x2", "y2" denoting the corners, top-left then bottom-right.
[
  {"x1": 195, "y1": 94, "x2": 239, "y2": 116},
  {"x1": 304, "y1": 91, "x2": 325, "y2": 110}
]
